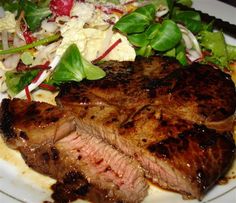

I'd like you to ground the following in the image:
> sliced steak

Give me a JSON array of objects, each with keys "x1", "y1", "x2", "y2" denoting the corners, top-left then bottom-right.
[
  {"x1": 56, "y1": 56, "x2": 236, "y2": 199},
  {"x1": 0, "y1": 56, "x2": 235, "y2": 201},
  {"x1": 0, "y1": 98, "x2": 148, "y2": 203},
  {"x1": 58, "y1": 56, "x2": 236, "y2": 129}
]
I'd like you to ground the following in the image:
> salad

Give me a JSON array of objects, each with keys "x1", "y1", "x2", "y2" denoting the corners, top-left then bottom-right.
[{"x1": 0, "y1": 0, "x2": 236, "y2": 102}]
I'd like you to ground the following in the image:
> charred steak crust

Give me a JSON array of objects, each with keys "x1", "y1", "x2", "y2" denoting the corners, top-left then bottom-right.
[
  {"x1": 0, "y1": 56, "x2": 236, "y2": 202},
  {"x1": 56, "y1": 56, "x2": 236, "y2": 199},
  {"x1": 147, "y1": 124, "x2": 235, "y2": 194},
  {"x1": 0, "y1": 99, "x2": 16, "y2": 139},
  {"x1": 0, "y1": 99, "x2": 148, "y2": 203},
  {"x1": 58, "y1": 56, "x2": 236, "y2": 125}
]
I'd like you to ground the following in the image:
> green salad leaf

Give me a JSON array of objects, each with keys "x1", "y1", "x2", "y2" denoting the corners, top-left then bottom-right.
[
  {"x1": 5, "y1": 69, "x2": 39, "y2": 96},
  {"x1": 172, "y1": 10, "x2": 202, "y2": 33},
  {"x1": 150, "y1": 20, "x2": 182, "y2": 51},
  {"x1": 0, "y1": 0, "x2": 19, "y2": 12},
  {"x1": 227, "y1": 45, "x2": 236, "y2": 62},
  {"x1": 19, "y1": 0, "x2": 51, "y2": 31},
  {"x1": 175, "y1": 43, "x2": 188, "y2": 65},
  {"x1": 51, "y1": 44, "x2": 106, "y2": 84},
  {"x1": 198, "y1": 31, "x2": 236, "y2": 69},
  {"x1": 114, "y1": 5, "x2": 182, "y2": 57},
  {"x1": 128, "y1": 33, "x2": 149, "y2": 47},
  {"x1": 81, "y1": 58, "x2": 107, "y2": 80},
  {"x1": 136, "y1": 45, "x2": 154, "y2": 57},
  {"x1": 113, "y1": 4, "x2": 156, "y2": 34},
  {"x1": 199, "y1": 31, "x2": 228, "y2": 68}
]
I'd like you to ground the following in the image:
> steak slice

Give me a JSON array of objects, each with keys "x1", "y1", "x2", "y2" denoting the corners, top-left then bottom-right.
[
  {"x1": 56, "y1": 56, "x2": 236, "y2": 199},
  {"x1": 0, "y1": 98, "x2": 148, "y2": 203},
  {"x1": 58, "y1": 56, "x2": 236, "y2": 130}
]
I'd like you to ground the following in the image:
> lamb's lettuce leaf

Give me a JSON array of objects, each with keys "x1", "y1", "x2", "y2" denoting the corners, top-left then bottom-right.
[
  {"x1": 113, "y1": 4, "x2": 156, "y2": 34},
  {"x1": 172, "y1": 10, "x2": 202, "y2": 34},
  {"x1": 150, "y1": 20, "x2": 182, "y2": 51},
  {"x1": 51, "y1": 44, "x2": 106, "y2": 84},
  {"x1": 114, "y1": 4, "x2": 182, "y2": 57}
]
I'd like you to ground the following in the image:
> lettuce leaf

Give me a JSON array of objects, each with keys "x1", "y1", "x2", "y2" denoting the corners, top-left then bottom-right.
[
  {"x1": 199, "y1": 31, "x2": 229, "y2": 68},
  {"x1": 0, "y1": 0, "x2": 19, "y2": 12},
  {"x1": 5, "y1": 69, "x2": 39, "y2": 96},
  {"x1": 227, "y1": 44, "x2": 236, "y2": 62},
  {"x1": 19, "y1": 0, "x2": 51, "y2": 31},
  {"x1": 51, "y1": 44, "x2": 106, "y2": 84}
]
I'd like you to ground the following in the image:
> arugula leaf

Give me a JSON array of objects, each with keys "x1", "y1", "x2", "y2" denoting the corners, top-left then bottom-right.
[
  {"x1": 5, "y1": 69, "x2": 39, "y2": 96},
  {"x1": 19, "y1": 0, "x2": 51, "y2": 31},
  {"x1": 51, "y1": 44, "x2": 105, "y2": 84},
  {"x1": 113, "y1": 4, "x2": 156, "y2": 34}
]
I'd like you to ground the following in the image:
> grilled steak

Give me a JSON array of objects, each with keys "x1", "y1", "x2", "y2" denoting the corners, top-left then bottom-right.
[
  {"x1": 0, "y1": 56, "x2": 235, "y2": 202},
  {"x1": 0, "y1": 98, "x2": 148, "y2": 203},
  {"x1": 56, "y1": 56, "x2": 236, "y2": 199}
]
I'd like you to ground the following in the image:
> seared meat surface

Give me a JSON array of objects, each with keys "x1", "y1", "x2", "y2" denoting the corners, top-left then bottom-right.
[
  {"x1": 57, "y1": 56, "x2": 236, "y2": 199},
  {"x1": 0, "y1": 98, "x2": 147, "y2": 203},
  {"x1": 0, "y1": 56, "x2": 235, "y2": 202}
]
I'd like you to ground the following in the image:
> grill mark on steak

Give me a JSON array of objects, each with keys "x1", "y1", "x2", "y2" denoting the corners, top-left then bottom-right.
[{"x1": 0, "y1": 56, "x2": 236, "y2": 202}]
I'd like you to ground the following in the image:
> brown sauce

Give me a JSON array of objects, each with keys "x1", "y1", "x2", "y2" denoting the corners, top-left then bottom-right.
[{"x1": 218, "y1": 175, "x2": 236, "y2": 185}]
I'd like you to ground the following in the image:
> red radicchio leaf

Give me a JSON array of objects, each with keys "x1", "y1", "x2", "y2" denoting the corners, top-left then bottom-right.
[
  {"x1": 50, "y1": 0, "x2": 74, "y2": 17},
  {"x1": 21, "y1": 24, "x2": 37, "y2": 44}
]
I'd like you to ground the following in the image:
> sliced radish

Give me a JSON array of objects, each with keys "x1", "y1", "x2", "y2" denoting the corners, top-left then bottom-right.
[{"x1": 177, "y1": 24, "x2": 202, "y2": 62}]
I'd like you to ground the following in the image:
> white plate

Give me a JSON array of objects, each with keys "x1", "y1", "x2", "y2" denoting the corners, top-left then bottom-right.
[{"x1": 0, "y1": 0, "x2": 236, "y2": 202}]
